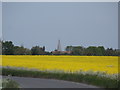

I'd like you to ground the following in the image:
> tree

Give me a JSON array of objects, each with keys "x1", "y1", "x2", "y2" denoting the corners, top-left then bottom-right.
[
  {"x1": 105, "y1": 48, "x2": 119, "y2": 56},
  {"x1": 2, "y1": 41, "x2": 14, "y2": 55},
  {"x1": 105, "y1": 48, "x2": 113, "y2": 56},
  {"x1": 72, "y1": 46, "x2": 84, "y2": 55},
  {"x1": 97, "y1": 46, "x2": 105, "y2": 56},
  {"x1": 84, "y1": 46, "x2": 105, "y2": 56},
  {"x1": 85, "y1": 46, "x2": 97, "y2": 55},
  {"x1": 31, "y1": 46, "x2": 45, "y2": 55},
  {"x1": 0, "y1": 40, "x2": 2, "y2": 55},
  {"x1": 66, "y1": 46, "x2": 73, "y2": 51},
  {"x1": 42, "y1": 46, "x2": 45, "y2": 51},
  {"x1": 65, "y1": 46, "x2": 85, "y2": 55},
  {"x1": 14, "y1": 46, "x2": 31, "y2": 55}
]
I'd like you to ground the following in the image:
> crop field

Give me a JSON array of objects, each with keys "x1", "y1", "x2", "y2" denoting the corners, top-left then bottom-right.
[{"x1": 2, "y1": 55, "x2": 118, "y2": 74}]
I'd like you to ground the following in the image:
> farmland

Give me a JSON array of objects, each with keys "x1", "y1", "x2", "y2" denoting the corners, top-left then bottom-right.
[
  {"x1": 2, "y1": 55, "x2": 118, "y2": 74},
  {"x1": 1, "y1": 55, "x2": 119, "y2": 88}
]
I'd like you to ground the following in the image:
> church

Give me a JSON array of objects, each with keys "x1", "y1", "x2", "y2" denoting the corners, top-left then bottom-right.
[{"x1": 51, "y1": 40, "x2": 72, "y2": 55}]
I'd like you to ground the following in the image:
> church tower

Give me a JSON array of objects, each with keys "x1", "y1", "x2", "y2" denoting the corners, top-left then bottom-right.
[{"x1": 57, "y1": 40, "x2": 61, "y2": 51}]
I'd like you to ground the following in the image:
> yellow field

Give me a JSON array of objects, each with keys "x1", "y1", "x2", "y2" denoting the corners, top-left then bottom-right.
[{"x1": 2, "y1": 55, "x2": 118, "y2": 74}]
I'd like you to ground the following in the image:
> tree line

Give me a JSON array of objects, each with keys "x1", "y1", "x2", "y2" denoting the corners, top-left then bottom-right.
[
  {"x1": 0, "y1": 40, "x2": 120, "y2": 56},
  {"x1": 1, "y1": 41, "x2": 50, "y2": 55},
  {"x1": 66, "y1": 46, "x2": 120, "y2": 56}
]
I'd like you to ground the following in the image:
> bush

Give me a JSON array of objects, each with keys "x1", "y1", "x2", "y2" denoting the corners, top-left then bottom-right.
[{"x1": 2, "y1": 78, "x2": 20, "y2": 90}]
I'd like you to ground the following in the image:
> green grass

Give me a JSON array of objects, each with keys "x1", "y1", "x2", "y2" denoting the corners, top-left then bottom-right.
[{"x1": 1, "y1": 67, "x2": 119, "y2": 89}]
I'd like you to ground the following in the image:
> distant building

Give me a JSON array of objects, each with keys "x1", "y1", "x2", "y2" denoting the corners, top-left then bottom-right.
[{"x1": 51, "y1": 40, "x2": 72, "y2": 55}]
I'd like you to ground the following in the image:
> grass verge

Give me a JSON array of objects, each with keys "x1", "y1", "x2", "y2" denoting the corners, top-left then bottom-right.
[
  {"x1": 2, "y1": 78, "x2": 20, "y2": 90},
  {"x1": 1, "y1": 67, "x2": 119, "y2": 89}
]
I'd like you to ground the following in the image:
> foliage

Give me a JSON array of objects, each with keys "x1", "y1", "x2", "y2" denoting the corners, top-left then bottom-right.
[
  {"x1": 14, "y1": 46, "x2": 31, "y2": 55},
  {"x1": 0, "y1": 40, "x2": 2, "y2": 55},
  {"x1": 2, "y1": 78, "x2": 20, "y2": 89},
  {"x1": 2, "y1": 41, "x2": 47, "y2": 55},
  {"x1": 2, "y1": 41, "x2": 14, "y2": 55},
  {"x1": 65, "y1": 45, "x2": 119, "y2": 56},
  {"x1": 1, "y1": 40, "x2": 120, "y2": 56},
  {"x1": 31, "y1": 46, "x2": 45, "y2": 55}
]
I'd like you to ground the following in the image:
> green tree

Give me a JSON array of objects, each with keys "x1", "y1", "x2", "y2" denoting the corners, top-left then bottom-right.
[
  {"x1": 85, "y1": 46, "x2": 97, "y2": 55},
  {"x1": 72, "y1": 46, "x2": 84, "y2": 55},
  {"x1": 0, "y1": 40, "x2": 2, "y2": 55},
  {"x1": 14, "y1": 46, "x2": 31, "y2": 55},
  {"x1": 97, "y1": 46, "x2": 105, "y2": 56},
  {"x1": 85, "y1": 46, "x2": 105, "y2": 56},
  {"x1": 105, "y1": 48, "x2": 118, "y2": 56},
  {"x1": 42, "y1": 46, "x2": 45, "y2": 51},
  {"x1": 66, "y1": 46, "x2": 85, "y2": 55},
  {"x1": 31, "y1": 46, "x2": 45, "y2": 55},
  {"x1": 66, "y1": 46, "x2": 73, "y2": 51},
  {"x1": 2, "y1": 41, "x2": 14, "y2": 55}
]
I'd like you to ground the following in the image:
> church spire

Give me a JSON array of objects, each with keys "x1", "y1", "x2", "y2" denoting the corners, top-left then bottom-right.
[{"x1": 57, "y1": 40, "x2": 61, "y2": 51}]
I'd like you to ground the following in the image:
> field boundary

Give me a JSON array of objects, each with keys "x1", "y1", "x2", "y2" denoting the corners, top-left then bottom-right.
[{"x1": 1, "y1": 67, "x2": 119, "y2": 89}]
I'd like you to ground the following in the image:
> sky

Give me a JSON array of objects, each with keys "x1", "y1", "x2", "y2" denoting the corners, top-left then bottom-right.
[
  {"x1": 2, "y1": 2, "x2": 118, "y2": 51},
  {"x1": 1, "y1": 0, "x2": 120, "y2": 2},
  {"x1": 0, "y1": 2, "x2": 2, "y2": 39}
]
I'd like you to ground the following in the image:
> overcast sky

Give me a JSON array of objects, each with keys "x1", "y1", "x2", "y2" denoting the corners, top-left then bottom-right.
[
  {"x1": 0, "y1": 2, "x2": 2, "y2": 39},
  {"x1": 2, "y1": 2, "x2": 118, "y2": 51}
]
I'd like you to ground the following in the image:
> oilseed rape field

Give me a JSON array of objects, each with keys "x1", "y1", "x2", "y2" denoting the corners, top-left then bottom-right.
[{"x1": 2, "y1": 55, "x2": 118, "y2": 75}]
